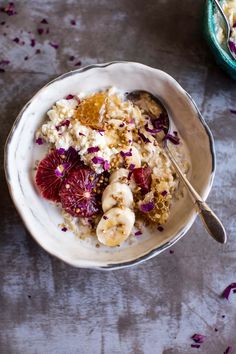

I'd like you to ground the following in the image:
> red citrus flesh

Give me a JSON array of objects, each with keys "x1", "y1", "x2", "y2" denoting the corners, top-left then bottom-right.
[
  {"x1": 35, "y1": 148, "x2": 82, "y2": 202},
  {"x1": 59, "y1": 168, "x2": 101, "y2": 217}
]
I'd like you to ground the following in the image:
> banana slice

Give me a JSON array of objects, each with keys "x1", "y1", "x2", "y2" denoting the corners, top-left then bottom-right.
[
  {"x1": 97, "y1": 207, "x2": 135, "y2": 246},
  {"x1": 102, "y1": 182, "x2": 133, "y2": 212},
  {"x1": 123, "y1": 146, "x2": 141, "y2": 169},
  {"x1": 109, "y1": 168, "x2": 129, "y2": 184}
]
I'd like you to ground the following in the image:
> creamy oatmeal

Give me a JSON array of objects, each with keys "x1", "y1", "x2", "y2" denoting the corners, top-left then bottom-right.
[{"x1": 35, "y1": 87, "x2": 188, "y2": 247}]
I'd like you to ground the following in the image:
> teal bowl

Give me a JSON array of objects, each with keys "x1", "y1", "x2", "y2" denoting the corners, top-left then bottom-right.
[{"x1": 203, "y1": 0, "x2": 236, "y2": 79}]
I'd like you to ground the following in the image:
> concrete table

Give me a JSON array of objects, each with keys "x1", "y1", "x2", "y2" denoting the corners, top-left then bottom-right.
[{"x1": 0, "y1": 1, "x2": 235, "y2": 353}]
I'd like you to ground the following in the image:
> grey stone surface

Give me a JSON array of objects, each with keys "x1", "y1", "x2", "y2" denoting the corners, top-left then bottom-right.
[{"x1": 0, "y1": 1, "x2": 236, "y2": 353}]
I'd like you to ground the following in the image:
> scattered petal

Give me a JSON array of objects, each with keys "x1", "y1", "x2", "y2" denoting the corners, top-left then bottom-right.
[
  {"x1": 157, "y1": 226, "x2": 164, "y2": 232},
  {"x1": 13, "y1": 37, "x2": 19, "y2": 43},
  {"x1": 103, "y1": 215, "x2": 108, "y2": 220},
  {"x1": 161, "y1": 190, "x2": 167, "y2": 196},
  {"x1": 37, "y1": 28, "x2": 44, "y2": 35},
  {"x1": 36, "y1": 137, "x2": 43, "y2": 145},
  {"x1": 87, "y1": 146, "x2": 100, "y2": 154},
  {"x1": 169, "y1": 250, "x2": 174, "y2": 254},
  {"x1": 30, "y1": 39, "x2": 36, "y2": 47},
  {"x1": 0, "y1": 60, "x2": 10, "y2": 65},
  {"x1": 222, "y1": 283, "x2": 236, "y2": 300},
  {"x1": 35, "y1": 49, "x2": 41, "y2": 54},
  {"x1": 69, "y1": 55, "x2": 75, "y2": 61},
  {"x1": 24, "y1": 56, "x2": 28, "y2": 61},
  {"x1": 103, "y1": 160, "x2": 110, "y2": 171},
  {"x1": 140, "y1": 201, "x2": 155, "y2": 213},
  {"x1": 138, "y1": 129, "x2": 151, "y2": 143},
  {"x1": 0, "y1": 2, "x2": 17, "y2": 16},
  {"x1": 191, "y1": 344, "x2": 200, "y2": 349},
  {"x1": 135, "y1": 231, "x2": 142, "y2": 236},
  {"x1": 49, "y1": 42, "x2": 59, "y2": 49},
  {"x1": 224, "y1": 347, "x2": 233, "y2": 354},
  {"x1": 74, "y1": 60, "x2": 81, "y2": 66},
  {"x1": 230, "y1": 109, "x2": 236, "y2": 114},
  {"x1": 0, "y1": 68, "x2": 5, "y2": 73},
  {"x1": 41, "y1": 18, "x2": 48, "y2": 24},
  {"x1": 191, "y1": 334, "x2": 205, "y2": 344},
  {"x1": 70, "y1": 19, "x2": 76, "y2": 25},
  {"x1": 61, "y1": 227, "x2": 67, "y2": 232},
  {"x1": 65, "y1": 94, "x2": 74, "y2": 100}
]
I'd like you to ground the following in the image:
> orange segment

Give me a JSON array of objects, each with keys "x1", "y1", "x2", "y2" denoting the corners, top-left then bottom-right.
[{"x1": 74, "y1": 92, "x2": 107, "y2": 129}]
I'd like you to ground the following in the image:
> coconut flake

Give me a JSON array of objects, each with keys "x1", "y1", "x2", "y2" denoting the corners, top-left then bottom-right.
[
  {"x1": 222, "y1": 283, "x2": 236, "y2": 300},
  {"x1": 140, "y1": 201, "x2": 155, "y2": 213},
  {"x1": 87, "y1": 146, "x2": 100, "y2": 154}
]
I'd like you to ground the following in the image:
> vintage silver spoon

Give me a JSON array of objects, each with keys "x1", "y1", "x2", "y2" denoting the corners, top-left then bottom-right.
[
  {"x1": 127, "y1": 90, "x2": 227, "y2": 244},
  {"x1": 213, "y1": 0, "x2": 236, "y2": 60}
]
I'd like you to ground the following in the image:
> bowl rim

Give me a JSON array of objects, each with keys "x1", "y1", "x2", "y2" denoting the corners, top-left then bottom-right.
[
  {"x1": 4, "y1": 61, "x2": 216, "y2": 270},
  {"x1": 206, "y1": 0, "x2": 236, "y2": 70}
]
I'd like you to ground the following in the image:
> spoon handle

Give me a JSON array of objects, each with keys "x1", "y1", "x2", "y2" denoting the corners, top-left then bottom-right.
[{"x1": 165, "y1": 146, "x2": 227, "y2": 244}]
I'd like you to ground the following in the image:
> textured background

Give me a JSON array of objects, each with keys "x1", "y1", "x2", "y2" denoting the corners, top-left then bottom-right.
[{"x1": 1, "y1": 1, "x2": 236, "y2": 353}]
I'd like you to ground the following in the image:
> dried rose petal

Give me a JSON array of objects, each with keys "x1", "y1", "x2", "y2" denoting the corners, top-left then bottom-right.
[
  {"x1": 49, "y1": 42, "x2": 59, "y2": 49},
  {"x1": 103, "y1": 161, "x2": 110, "y2": 171},
  {"x1": 140, "y1": 201, "x2": 155, "y2": 213},
  {"x1": 144, "y1": 123, "x2": 162, "y2": 134},
  {"x1": 163, "y1": 132, "x2": 180, "y2": 145},
  {"x1": 65, "y1": 94, "x2": 74, "y2": 100},
  {"x1": 35, "y1": 49, "x2": 41, "y2": 54},
  {"x1": 224, "y1": 347, "x2": 233, "y2": 354},
  {"x1": 157, "y1": 226, "x2": 164, "y2": 232},
  {"x1": 230, "y1": 109, "x2": 236, "y2": 114},
  {"x1": 24, "y1": 56, "x2": 28, "y2": 61},
  {"x1": 87, "y1": 146, "x2": 100, "y2": 154},
  {"x1": 55, "y1": 163, "x2": 71, "y2": 177},
  {"x1": 191, "y1": 344, "x2": 200, "y2": 349},
  {"x1": 69, "y1": 55, "x2": 75, "y2": 61},
  {"x1": 1, "y1": 21, "x2": 6, "y2": 25},
  {"x1": 70, "y1": 19, "x2": 76, "y2": 25},
  {"x1": 169, "y1": 250, "x2": 174, "y2": 254},
  {"x1": 103, "y1": 215, "x2": 108, "y2": 220},
  {"x1": 92, "y1": 156, "x2": 104, "y2": 164},
  {"x1": 61, "y1": 227, "x2": 67, "y2": 232},
  {"x1": 57, "y1": 148, "x2": 65, "y2": 155},
  {"x1": 120, "y1": 149, "x2": 132, "y2": 158},
  {"x1": 0, "y1": 68, "x2": 5, "y2": 73},
  {"x1": 222, "y1": 283, "x2": 236, "y2": 300},
  {"x1": 0, "y1": 60, "x2": 10, "y2": 65},
  {"x1": 37, "y1": 28, "x2": 44, "y2": 35},
  {"x1": 161, "y1": 190, "x2": 167, "y2": 196},
  {"x1": 138, "y1": 129, "x2": 151, "y2": 143},
  {"x1": 13, "y1": 37, "x2": 19, "y2": 43},
  {"x1": 191, "y1": 334, "x2": 205, "y2": 344},
  {"x1": 135, "y1": 231, "x2": 142, "y2": 236},
  {"x1": 30, "y1": 39, "x2": 36, "y2": 47},
  {"x1": 41, "y1": 18, "x2": 48, "y2": 24},
  {"x1": 0, "y1": 2, "x2": 17, "y2": 16},
  {"x1": 74, "y1": 60, "x2": 81, "y2": 66},
  {"x1": 36, "y1": 137, "x2": 43, "y2": 145}
]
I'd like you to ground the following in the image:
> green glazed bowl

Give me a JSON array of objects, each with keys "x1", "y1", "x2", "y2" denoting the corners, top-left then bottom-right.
[{"x1": 203, "y1": 0, "x2": 236, "y2": 79}]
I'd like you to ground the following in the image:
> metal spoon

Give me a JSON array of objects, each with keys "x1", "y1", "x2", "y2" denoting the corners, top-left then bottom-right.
[
  {"x1": 213, "y1": 0, "x2": 236, "y2": 60},
  {"x1": 127, "y1": 90, "x2": 227, "y2": 244}
]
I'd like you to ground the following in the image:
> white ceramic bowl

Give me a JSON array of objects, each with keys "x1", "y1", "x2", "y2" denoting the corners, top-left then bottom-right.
[{"x1": 4, "y1": 61, "x2": 215, "y2": 269}]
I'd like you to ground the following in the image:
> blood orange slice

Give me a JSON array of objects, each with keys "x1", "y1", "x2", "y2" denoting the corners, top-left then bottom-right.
[
  {"x1": 59, "y1": 168, "x2": 101, "y2": 217},
  {"x1": 35, "y1": 147, "x2": 82, "y2": 202}
]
